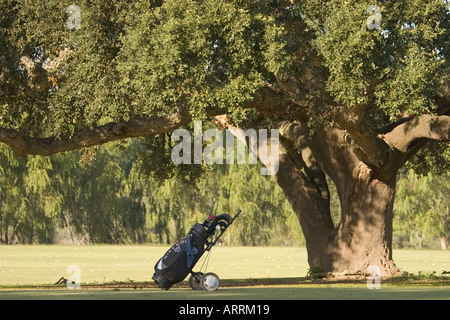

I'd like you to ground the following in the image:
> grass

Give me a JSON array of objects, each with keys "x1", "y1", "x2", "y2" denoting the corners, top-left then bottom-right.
[
  {"x1": 0, "y1": 286, "x2": 449, "y2": 300},
  {"x1": 0, "y1": 245, "x2": 449, "y2": 300},
  {"x1": 0, "y1": 245, "x2": 312, "y2": 285}
]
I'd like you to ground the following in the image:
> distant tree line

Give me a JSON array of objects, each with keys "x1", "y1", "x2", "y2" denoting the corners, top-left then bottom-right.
[
  {"x1": 0, "y1": 137, "x2": 302, "y2": 246},
  {"x1": 0, "y1": 139, "x2": 146, "y2": 244},
  {"x1": 394, "y1": 169, "x2": 449, "y2": 250},
  {"x1": 0, "y1": 137, "x2": 448, "y2": 249}
]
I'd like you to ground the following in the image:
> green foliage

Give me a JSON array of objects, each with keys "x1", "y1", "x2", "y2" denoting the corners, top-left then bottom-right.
[
  {"x1": 405, "y1": 141, "x2": 450, "y2": 176},
  {"x1": 1, "y1": 0, "x2": 449, "y2": 167},
  {"x1": 0, "y1": 140, "x2": 146, "y2": 244},
  {"x1": 306, "y1": 0, "x2": 450, "y2": 120},
  {"x1": 53, "y1": 141, "x2": 147, "y2": 243},
  {"x1": 306, "y1": 266, "x2": 324, "y2": 279},
  {"x1": 0, "y1": 0, "x2": 284, "y2": 136},
  {"x1": 0, "y1": 145, "x2": 56, "y2": 244},
  {"x1": 136, "y1": 132, "x2": 207, "y2": 184},
  {"x1": 0, "y1": 139, "x2": 302, "y2": 245},
  {"x1": 394, "y1": 169, "x2": 450, "y2": 248},
  {"x1": 116, "y1": 0, "x2": 280, "y2": 121},
  {"x1": 140, "y1": 161, "x2": 303, "y2": 246}
]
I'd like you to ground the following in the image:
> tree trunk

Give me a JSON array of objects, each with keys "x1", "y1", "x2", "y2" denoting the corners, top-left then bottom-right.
[
  {"x1": 275, "y1": 123, "x2": 402, "y2": 277},
  {"x1": 414, "y1": 231, "x2": 425, "y2": 249},
  {"x1": 278, "y1": 159, "x2": 401, "y2": 277},
  {"x1": 440, "y1": 237, "x2": 448, "y2": 250},
  {"x1": 273, "y1": 151, "x2": 335, "y2": 270},
  {"x1": 219, "y1": 117, "x2": 405, "y2": 277},
  {"x1": 318, "y1": 169, "x2": 400, "y2": 276}
]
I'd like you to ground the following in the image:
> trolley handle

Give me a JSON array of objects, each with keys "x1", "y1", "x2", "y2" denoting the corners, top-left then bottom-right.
[{"x1": 231, "y1": 209, "x2": 242, "y2": 223}]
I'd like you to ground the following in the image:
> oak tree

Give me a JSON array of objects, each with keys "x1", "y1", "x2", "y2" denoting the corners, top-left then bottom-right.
[{"x1": 1, "y1": 0, "x2": 449, "y2": 276}]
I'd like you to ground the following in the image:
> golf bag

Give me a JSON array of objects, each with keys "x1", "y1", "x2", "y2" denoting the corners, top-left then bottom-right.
[{"x1": 152, "y1": 212, "x2": 238, "y2": 290}]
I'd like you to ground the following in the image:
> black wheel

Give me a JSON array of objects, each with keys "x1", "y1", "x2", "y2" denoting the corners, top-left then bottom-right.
[
  {"x1": 200, "y1": 272, "x2": 220, "y2": 292},
  {"x1": 188, "y1": 272, "x2": 204, "y2": 290}
]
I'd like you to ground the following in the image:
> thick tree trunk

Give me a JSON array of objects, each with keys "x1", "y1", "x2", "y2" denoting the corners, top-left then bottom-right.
[
  {"x1": 276, "y1": 122, "x2": 402, "y2": 277},
  {"x1": 273, "y1": 151, "x2": 334, "y2": 270},
  {"x1": 222, "y1": 117, "x2": 405, "y2": 277},
  {"x1": 318, "y1": 169, "x2": 401, "y2": 276},
  {"x1": 277, "y1": 159, "x2": 401, "y2": 277}
]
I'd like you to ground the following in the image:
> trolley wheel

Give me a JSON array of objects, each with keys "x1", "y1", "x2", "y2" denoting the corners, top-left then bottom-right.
[
  {"x1": 200, "y1": 272, "x2": 220, "y2": 292},
  {"x1": 188, "y1": 272, "x2": 204, "y2": 290}
]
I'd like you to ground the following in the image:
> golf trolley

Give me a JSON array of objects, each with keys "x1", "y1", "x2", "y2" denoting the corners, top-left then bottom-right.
[{"x1": 152, "y1": 209, "x2": 241, "y2": 291}]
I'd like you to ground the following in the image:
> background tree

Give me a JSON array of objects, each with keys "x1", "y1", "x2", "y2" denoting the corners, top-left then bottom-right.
[
  {"x1": 0, "y1": 140, "x2": 147, "y2": 244},
  {"x1": 0, "y1": 0, "x2": 449, "y2": 275},
  {"x1": 0, "y1": 145, "x2": 57, "y2": 244},
  {"x1": 138, "y1": 136, "x2": 303, "y2": 246},
  {"x1": 0, "y1": 136, "x2": 302, "y2": 245},
  {"x1": 55, "y1": 142, "x2": 147, "y2": 244},
  {"x1": 395, "y1": 169, "x2": 450, "y2": 250}
]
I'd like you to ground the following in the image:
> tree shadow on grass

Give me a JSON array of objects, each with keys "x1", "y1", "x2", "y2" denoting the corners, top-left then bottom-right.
[{"x1": 0, "y1": 286, "x2": 448, "y2": 300}]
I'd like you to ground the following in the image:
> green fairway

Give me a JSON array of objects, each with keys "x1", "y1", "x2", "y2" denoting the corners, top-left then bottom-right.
[
  {"x1": 0, "y1": 245, "x2": 449, "y2": 285},
  {"x1": 0, "y1": 245, "x2": 449, "y2": 301},
  {"x1": 0, "y1": 245, "x2": 312, "y2": 285}
]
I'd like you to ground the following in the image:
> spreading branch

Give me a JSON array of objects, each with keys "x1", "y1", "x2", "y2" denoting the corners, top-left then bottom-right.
[
  {"x1": 0, "y1": 110, "x2": 191, "y2": 156},
  {"x1": 333, "y1": 104, "x2": 391, "y2": 169},
  {"x1": 383, "y1": 114, "x2": 450, "y2": 154},
  {"x1": 0, "y1": 85, "x2": 280, "y2": 156}
]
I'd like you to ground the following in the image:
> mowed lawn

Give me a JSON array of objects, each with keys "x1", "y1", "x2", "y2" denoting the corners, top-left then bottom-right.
[
  {"x1": 0, "y1": 245, "x2": 449, "y2": 300},
  {"x1": 0, "y1": 245, "x2": 312, "y2": 285},
  {"x1": 0, "y1": 245, "x2": 449, "y2": 285}
]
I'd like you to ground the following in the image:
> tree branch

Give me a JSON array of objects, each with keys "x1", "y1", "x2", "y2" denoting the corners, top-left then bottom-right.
[
  {"x1": 0, "y1": 84, "x2": 281, "y2": 157},
  {"x1": 0, "y1": 110, "x2": 192, "y2": 156},
  {"x1": 213, "y1": 114, "x2": 280, "y2": 175},
  {"x1": 333, "y1": 105, "x2": 391, "y2": 169},
  {"x1": 43, "y1": 48, "x2": 72, "y2": 74},
  {"x1": 383, "y1": 115, "x2": 450, "y2": 154},
  {"x1": 18, "y1": 48, "x2": 73, "y2": 91},
  {"x1": 277, "y1": 120, "x2": 330, "y2": 200}
]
